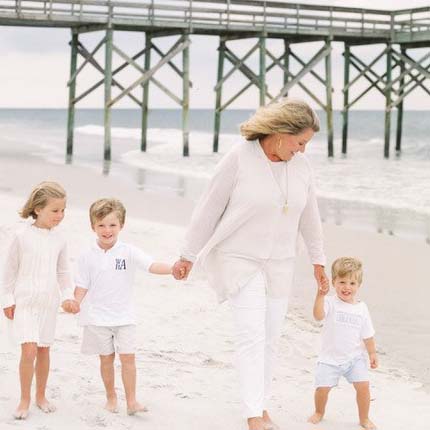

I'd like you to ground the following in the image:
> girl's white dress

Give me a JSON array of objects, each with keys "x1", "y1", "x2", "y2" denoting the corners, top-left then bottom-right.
[{"x1": 1, "y1": 224, "x2": 73, "y2": 347}]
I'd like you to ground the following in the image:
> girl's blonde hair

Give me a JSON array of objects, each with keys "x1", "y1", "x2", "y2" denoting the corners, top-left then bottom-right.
[
  {"x1": 240, "y1": 98, "x2": 320, "y2": 141},
  {"x1": 331, "y1": 257, "x2": 363, "y2": 284},
  {"x1": 20, "y1": 181, "x2": 66, "y2": 219},
  {"x1": 89, "y1": 198, "x2": 126, "y2": 227}
]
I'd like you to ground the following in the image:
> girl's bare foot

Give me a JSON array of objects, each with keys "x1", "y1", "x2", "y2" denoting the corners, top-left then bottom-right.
[
  {"x1": 248, "y1": 416, "x2": 264, "y2": 430},
  {"x1": 36, "y1": 398, "x2": 56, "y2": 413},
  {"x1": 105, "y1": 396, "x2": 119, "y2": 413},
  {"x1": 13, "y1": 399, "x2": 30, "y2": 420},
  {"x1": 360, "y1": 418, "x2": 377, "y2": 429},
  {"x1": 308, "y1": 412, "x2": 324, "y2": 424},
  {"x1": 262, "y1": 410, "x2": 279, "y2": 430},
  {"x1": 127, "y1": 401, "x2": 148, "y2": 416}
]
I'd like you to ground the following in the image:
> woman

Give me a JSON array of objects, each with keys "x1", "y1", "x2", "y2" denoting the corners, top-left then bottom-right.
[{"x1": 173, "y1": 98, "x2": 328, "y2": 430}]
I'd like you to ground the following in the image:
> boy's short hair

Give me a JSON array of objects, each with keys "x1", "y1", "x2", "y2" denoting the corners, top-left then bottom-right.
[
  {"x1": 89, "y1": 198, "x2": 126, "y2": 227},
  {"x1": 331, "y1": 257, "x2": 363, "y2": 284}
]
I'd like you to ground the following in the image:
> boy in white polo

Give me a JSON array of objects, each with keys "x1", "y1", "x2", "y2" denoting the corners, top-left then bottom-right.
[
  {"x1": 308, "y1": 257, "x2": 378, "y2": 430},
  {"x1": 66, "y1": 198, "x2": 175, "y2": 415}
]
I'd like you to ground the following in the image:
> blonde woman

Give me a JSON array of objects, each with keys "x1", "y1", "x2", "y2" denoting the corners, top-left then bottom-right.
[
  {"x1": 1, "y1": 181, "x2": 78, "y2": 420},
  {"x1": 173, "y1": 98, "x2": 328, "y2": 430}
]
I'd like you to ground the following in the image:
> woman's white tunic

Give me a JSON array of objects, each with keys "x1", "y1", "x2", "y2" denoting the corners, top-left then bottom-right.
[
  {"x1": 182, "y1": 141, "x2": 326, "y2": 302},
  {"x1": 1, "y1": 225, "x2": 74, "y2": 346}
]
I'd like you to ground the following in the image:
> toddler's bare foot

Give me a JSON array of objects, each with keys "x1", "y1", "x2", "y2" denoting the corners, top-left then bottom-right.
[
  {"x1": 127, "y1": 401, "x2": 148, "y2": 416},
  {"x1": 360, "y1": 418, "x2": 377, "y2": 429},
  {"x1": 262, "y1": 410, "x2": 279, "y2": 430},
  {"x1": 308, "y1": 412, "x2": 324, "y2": 424},
  {"x1": 105, "y1": 396, "x2": 119, "y2": 413},
  {"x1": 36, "y1": 398, "x2": 56, "y2": 413},
  {"x1": 13, "y1": 399, "x2": 30, "y2": 419},
  {"x1": 248, "y1": 416, "x2": 264, "y2": 430}
]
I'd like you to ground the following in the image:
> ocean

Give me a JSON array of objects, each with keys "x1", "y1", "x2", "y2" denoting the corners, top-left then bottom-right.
[{"x1": 1, "y1": 108, "x2": 429, "y2": 243}]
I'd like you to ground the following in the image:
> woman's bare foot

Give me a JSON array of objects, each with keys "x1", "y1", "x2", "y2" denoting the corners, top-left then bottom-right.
[
  {"x1": 36, "y1": 397, "x2": 56, "y2": 413},
  {"x1": 127, "y1": 401, "x2": 148, "y2": 416},
  {"x1": 360, "y1": 418, "x2": 377, "y2": 429},
  {"x1": 105, "y1": 396, "x2": 119, "y2": 413},
  {"x1": 248, "y1": 416, "x2": 264, "y2": 430},
  {"x1": 13, "y1": 399, "x2": 30, "y2": 419},
  {"x1": 262, "y1": 410, "x2": 279, "y2": 430},
  {"x1": 308, "y1": 412, "x2": 324, "y2": 424}
]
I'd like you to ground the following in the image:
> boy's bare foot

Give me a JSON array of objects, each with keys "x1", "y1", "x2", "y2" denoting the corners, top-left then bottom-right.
[
  {"x1": 13, "y1": 399, "x2": 30, "y2": 420},
  {"x1": 360, "y1": 418, "x2": 377, "y2": 429},
  {"x1": 308, "y1": 412, "x2": 324, "y2": 424},
  {"x1": 105, "y1": 397, "x2": 119, "y2": 413},
  {"x1": 36, "y1": 398, "x2": 56, "y2": 413},
  {"x1": 262, "y1": 410, "x2": 279, "y2": 430},
  {"x1": 247, "y1": 416, "x2": 264, "y2": 430},
  {"x1": 127, "y1": 402, "x2": 148, "y2": 416}
]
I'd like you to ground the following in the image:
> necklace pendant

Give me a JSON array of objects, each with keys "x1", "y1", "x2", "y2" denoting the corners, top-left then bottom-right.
[{"x1": 283, "y1": 203, "x2": 289, "y2": 214}]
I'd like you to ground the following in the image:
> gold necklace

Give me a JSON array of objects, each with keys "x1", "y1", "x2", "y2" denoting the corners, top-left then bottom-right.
[
  {"x1": 266, "y1": 159, "x2": 289, "y2": 215},
  {"x1": 259, "y1": 139, "x2": 289, "y2": 214}
]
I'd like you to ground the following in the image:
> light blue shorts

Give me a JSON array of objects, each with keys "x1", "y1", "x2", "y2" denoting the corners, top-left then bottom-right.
[{"x1": 315, "y1": 356, "x2": 369, "y2": 388}]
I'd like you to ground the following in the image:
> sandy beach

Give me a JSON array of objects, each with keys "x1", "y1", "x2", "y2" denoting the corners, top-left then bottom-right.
[{"x1": 1, "y1": 155, "x2": 430, "y2": 430}]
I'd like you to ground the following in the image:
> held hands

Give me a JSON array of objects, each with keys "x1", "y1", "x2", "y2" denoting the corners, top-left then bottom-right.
[
  {"x1": 172, "y1": 259, "x2": 193, "y2": 280},
  {"x1": 61, "y1": 299, "x2": 80, "y2": 314},
  {"x1": 314, "y1": 264, "x2": 329, "y2": 295},
  {"x1": 369, "y1": 352, "x2": 379, "y2": 369},
  {"x1": 3, "y1": 305, "x2": 16, "y2": 320}
]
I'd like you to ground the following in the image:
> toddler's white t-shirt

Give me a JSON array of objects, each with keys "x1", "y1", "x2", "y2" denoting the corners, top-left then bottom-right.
[{"x1": 319, "y1": 295, "x2": 375, "y2": 365}]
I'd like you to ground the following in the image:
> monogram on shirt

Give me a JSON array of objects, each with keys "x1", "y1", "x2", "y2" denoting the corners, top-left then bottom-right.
[
  {"x1": 335, "y1": 311, "x2": 362, "y2": 327},
  {"x1": 115, "y1": 258, "x2": 126, "y2": 270}
]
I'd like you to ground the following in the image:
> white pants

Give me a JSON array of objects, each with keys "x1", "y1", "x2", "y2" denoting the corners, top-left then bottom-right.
[{"x1": 230, "y1": 271, "x2": 290, "y2": 418}]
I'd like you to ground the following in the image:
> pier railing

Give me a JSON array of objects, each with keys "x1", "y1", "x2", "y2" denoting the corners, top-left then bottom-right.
[{"x1": 2, "y1": 0, "x2": 429, "y2": 40}]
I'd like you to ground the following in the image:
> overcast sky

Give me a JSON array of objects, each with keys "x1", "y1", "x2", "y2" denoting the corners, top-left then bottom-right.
[{"x1": 0, "y1": 0, "x2": 429, "y2": 109}]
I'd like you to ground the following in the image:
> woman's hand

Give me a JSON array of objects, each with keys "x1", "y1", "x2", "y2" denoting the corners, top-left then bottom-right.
[
  {"x1": 172, "y1": 259, "x2": 193, "y2": 280},
  {"x1": 314, "y1": 264, "x2": 329, "y2": 294},
  {"x1": 61, "y1": 299, "x2": 80, "y2": 314},
  {"x1": 3, "y1": 305, "x2": 15, "y2": 320}
]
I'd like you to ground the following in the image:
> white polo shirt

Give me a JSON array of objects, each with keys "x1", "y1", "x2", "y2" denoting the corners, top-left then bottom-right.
[
  {"x1": 318, "y1": 295, "x2": 375, "y2": 365},
  {"x1": 75, "y1": 241, "x2": 154, "y2": 326}
]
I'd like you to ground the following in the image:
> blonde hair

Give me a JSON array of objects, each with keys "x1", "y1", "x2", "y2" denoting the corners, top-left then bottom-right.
[
  {"x1": 331, "y1": 257, "x2": 363, "y2": 284},
  {"x1": 240, "y1": 98, "x2": 320, "y2": 141},
  {"x1": 89, "y1": 198, "x2": 126, "y2": 227},
  {"x1": 20, "y1": 181, "x2": 66, "y2": 219}
]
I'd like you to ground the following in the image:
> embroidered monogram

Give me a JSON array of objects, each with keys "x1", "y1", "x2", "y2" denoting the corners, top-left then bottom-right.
[
  {"x1": 334, "y1": 311, "x2": 362, "y2": 327},
  {"x1": 115, "y1": 258, "x2": 126, "y2": 270}
]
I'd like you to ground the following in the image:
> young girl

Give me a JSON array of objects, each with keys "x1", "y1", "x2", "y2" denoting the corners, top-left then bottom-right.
[{"x1": 1, "y1": 181, "x2": 79, "y2": 419}]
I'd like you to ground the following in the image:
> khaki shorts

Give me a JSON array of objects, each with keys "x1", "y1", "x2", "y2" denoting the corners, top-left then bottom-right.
[{"x1": 81, "y1": 325, "x2": 137, "y2": 355}]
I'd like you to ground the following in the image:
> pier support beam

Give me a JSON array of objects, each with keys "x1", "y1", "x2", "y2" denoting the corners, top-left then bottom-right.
[
  {"x1": 283, "y1": 40, "x2": 290, "y2": 91},
  {"x1": 104, "y1": 27, "x2": 113, "y2": 162},
  {"x1": 213, "y1": 40, "x2": 226, "y2": 153},
  {"x1": 325, "y1": 38, "x2": 334, "y2": 157},
  {"x1": 341, "y1": 44, "x2": 350, "y2": 156},
  {"x1": 259, "y1": 36, "x2": 266, "y2": 106},
  {"x1": 182, "y1": 34, "x2": 190, "y2": 156},
  {"x1": 141, "y1": 33, "x2": 151, "y2": 152},
  {"x1": 66, "y1": 31, "x2": 78, "y2": 162},
  {"x1": 396, "y1": 46, "x2": 406, "y2": 155},
  {"x1": 384, "y1": 44, "x2": 392, "y2": 159}
]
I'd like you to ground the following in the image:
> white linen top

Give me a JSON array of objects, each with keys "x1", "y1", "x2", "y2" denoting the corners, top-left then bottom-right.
[
  {"x1": 182, "y1": 141, "x2": 326, "y2": 302},
  {"x1": 319, "y1": 295, "x2": 375, "y2": 365},
  {"x1": 0, "y1": 224, "x2": 74, "y2": 346},
  {"x1": 75, "y1": 241, "x2": 154, "y2": 326}
]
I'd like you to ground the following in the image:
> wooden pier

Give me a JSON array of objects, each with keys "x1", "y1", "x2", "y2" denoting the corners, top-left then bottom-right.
[{"x1": 1, "y1": 0, "x2": 430, "y2": 160}]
